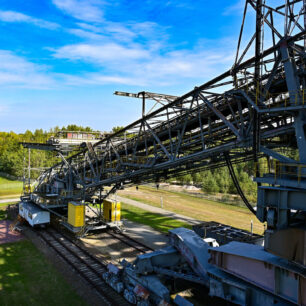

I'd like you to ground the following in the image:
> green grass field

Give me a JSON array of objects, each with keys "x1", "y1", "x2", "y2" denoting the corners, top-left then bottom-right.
[
  {"x1": 0, "y1": 202, "x2": 87, "y2": 306},
  {"x1": 0, "y1": 240, "x2": 88, "y2": 306},
  {"x1": 118, "y1": 185, "x2": 265, "y2": 235},
  {"x1": 0, "y1": 209, "x2": 7, "y2": 220},
  {"x1": 0, "y1": 203, "x2": 18, "y2": 220},
  {"x1": 0, "y1": 177, "x2": 23, "y2": 197},
  {"x1": 0, "y1": 202, "x2": 17, "y2": 208},
  {"x1": 121, "y1": 203, "x2": 191, "y2": 233}
]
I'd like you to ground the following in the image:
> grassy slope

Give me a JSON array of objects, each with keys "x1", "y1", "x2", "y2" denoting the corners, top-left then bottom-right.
[
  {"x1": 0, "y1": 177, "x2": 23, "y2": 197},
  {"x1": 121, "y1": 203, "x2": 191, "y2": 233},
  {"x1": 118, "y1": 186, "x2": 264, "y2": 235}
]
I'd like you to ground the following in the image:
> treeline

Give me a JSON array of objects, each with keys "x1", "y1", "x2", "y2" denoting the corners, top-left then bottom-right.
[
  {"x1": 0, "y1": 125, "x2": 94, "y2": 178},
  {"x1": 0, "y1": 129, "x2": 48, "y2": 177},
  {"x1": 49, "y1": 124, "x2": 94, "y2": 133},
  {"x1": 170, "y1": 162, "x2": 258, "y2": 203}
]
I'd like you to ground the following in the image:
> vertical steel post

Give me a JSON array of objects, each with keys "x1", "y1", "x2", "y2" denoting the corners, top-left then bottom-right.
[
  {"x1": 23, "y1": 153, "x2": 26, "y2": 193},
  {"x1": 254, "y1": 0, "x2": 262, "y2": 178},
  {"x1": 284, "y1": 0, "x2": 289, "y2": 36},
  {"x1": 142, "y1": 92, "x2": 145, "y2": 118},
  {"x1": 304, "y1": 0, "x2": 306, "y2": 49},
  {"x1": 99, "y1": 187, "x2": 102, "y2": 218},
  {"x1": 255, "y1": 0, "x2": 262, "y2": 83},
  {"x1": 28, "y1": 148, "x2": 31, "y2": 185}
]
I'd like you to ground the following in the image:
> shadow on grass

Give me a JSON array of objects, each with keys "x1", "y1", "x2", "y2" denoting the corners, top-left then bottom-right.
[{"x1": 0, "y1": 210, "x2": 7, "y2": 221}]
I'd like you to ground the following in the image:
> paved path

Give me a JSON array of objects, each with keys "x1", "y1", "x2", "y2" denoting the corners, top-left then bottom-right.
[
  {"x1": 0, "y1": 198, "x2": 19, "y2": 204},
  {"x1": 116, "y1": 195, "x2": 201, "y2": 226}
]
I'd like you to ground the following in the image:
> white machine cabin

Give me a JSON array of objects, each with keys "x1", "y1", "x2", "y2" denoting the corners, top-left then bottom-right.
[{"x1": 19, "y1": 202, "x2": 50, "y2": 227}]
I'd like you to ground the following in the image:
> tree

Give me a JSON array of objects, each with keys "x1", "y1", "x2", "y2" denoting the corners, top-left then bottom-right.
[
  {"x1": 201, "y1": 171, "x2": 219, "y2": 193},
  {"x1": 112, "y1": 126, "x2": 124, "y2": 133},
  {"x1": 61, "y1": 124, "x2": 93, "y2": 132}
]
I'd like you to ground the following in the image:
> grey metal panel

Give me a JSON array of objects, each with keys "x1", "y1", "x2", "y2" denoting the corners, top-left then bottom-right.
[
  {"x1": 211, "y1": 241, "x2": 306, "y2": 276},
  {"x1": 257, "y1": 186, "x2": 306, "y2": 211},
  {"x1": 169, "y1": 227, "x2": 211, "y2": 283},
  {"x1": 133, "y1": 246, "x2": 182, "y2": 274},
  {"x1": 208, "y1": 267, "x2": 294, "y2": 306}
]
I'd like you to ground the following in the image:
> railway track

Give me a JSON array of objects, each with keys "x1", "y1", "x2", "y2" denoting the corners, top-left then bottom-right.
[
  {"x1": 105, "y1": 230, "x2": 154, "y2": 253},
  {"x1": 36, "y1": 227, "x2": 130, "y2": 306}
]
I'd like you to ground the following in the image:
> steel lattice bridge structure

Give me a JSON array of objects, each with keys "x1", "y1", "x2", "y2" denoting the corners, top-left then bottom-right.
[
  {"x1": 21, "y1": 2, "x2": 305, "y2": 233},
  {"x1": 20, "y1": 1, "x2": 306, "y2": 305},
  {"x1": 24, "y1": 1, "x2": 306, "y2": 221}
]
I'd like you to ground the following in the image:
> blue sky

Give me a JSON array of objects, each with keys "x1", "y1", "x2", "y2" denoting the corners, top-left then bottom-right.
[{"x1": 0, "y1": 0, "x2": 247, "y2": 133}]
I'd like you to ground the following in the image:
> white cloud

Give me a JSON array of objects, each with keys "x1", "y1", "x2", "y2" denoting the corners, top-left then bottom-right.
[
  {"x1": 0, "y1": 50, "x2": 55, "y2": 88},
  {"x1": 0, "y1": 2, "x2": 237, "y2": 89},
  {"x1": 72, "y1": 20, "x2": 167, "y2": 46},
  {"x1": 223, "y1": 0, "x2": 245, "y2": 16},
  {"x1": 104, "y1": 23, "x2": 137, "y2": 42},
  {"x1": 50, "y1": 37, "x2": 235, "y2": 87},
  {"x1": 61, "y1": 73, "x2": 145, "y2": 86},
  {"x1": 67, "y1": 28, "x2": 106, "y2": 40},
  {"x1": 0, "y1": 104, "x2": 9, "y2": 114},
  {"x1": 53, "y1": 43, "x2": 150, "y2": 63},
  {"x1": 76, "y1": 22, "x2": 102, "y2": 32},
  {"x1": 52, "y1": 0, "x2": 104, "y2": 22},
  {"x1": 130, "y1": 21, "x2": 167, "y2": 37},
  {"x1": 0, "y1": 10, "x2": 59, "y2": 29}
]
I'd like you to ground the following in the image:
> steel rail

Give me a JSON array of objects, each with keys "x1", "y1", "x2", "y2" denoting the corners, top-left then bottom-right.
[
  {"x1": 105, "y1": 230, "x2": 154, "y2": 253},
  {"x1": 36, "y1": 228, "x2": 129, "y2": 306}
]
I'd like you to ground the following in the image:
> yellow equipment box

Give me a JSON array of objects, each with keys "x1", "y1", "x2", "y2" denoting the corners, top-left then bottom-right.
[
  {"x1": 68, "y1": 202, "x2": 85, "y2": 227},
  {"x1": 24, "y1": 184, "x2": 34, "y2": 194},
  {"x1": 103, "y1": 199, "x2": 121, "y2": 222}
]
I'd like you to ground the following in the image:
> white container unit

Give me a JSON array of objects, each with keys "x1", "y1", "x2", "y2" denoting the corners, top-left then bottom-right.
[{"x1": 19, "y1": 202, "x2": 50, "y2": 227}]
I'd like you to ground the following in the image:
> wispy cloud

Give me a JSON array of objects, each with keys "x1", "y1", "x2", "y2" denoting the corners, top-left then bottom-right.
[
  {"x1": 52, "y1": 0, "x2": 104, "y2": 22},
  {"x1": 0, "y1": 10, "x2": 60, "y2": 29},
  {"x1": 60, "y1": 73, "x2": 144, "y2": 86},
  {"x1": 72, "y1": 20, "x2": 167, "y2": 45},
  {"x1": 0, "y1": 50, "x2": 55, "y2": 88},
  {"x1": 50, "y1": 37, "x2": 235, "y2": 87},
  {"x1": 53, "y1": 43, "x2": 150, "y2": 63},
  {"x1": 0, "y1": 2, "x2": 237, "y2": 90},
  {"x1": 0, "y1": 1, "x2": 237, "y2": 89},
  {"x1": 222, "y1": 0, "x2": 245, "y2": 16},
  {"x1": 0, "y1": 104, "x2": 9, "y2": 114},
  {"x1": 49, "y1": 0, "x2": 227, "y2": 87},
  {"x1": 67, "y1": 28, "x2": 106, "y2": 40}
]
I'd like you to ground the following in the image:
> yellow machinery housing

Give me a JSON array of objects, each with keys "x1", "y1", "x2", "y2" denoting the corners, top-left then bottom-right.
[
  {"x1": 103, "y1": 199, "x2": 121, "y2": 222},
  {"x1": 68, "y1": 201, "x2": 85, "y2": 228},
  {"x1": 24, "y1": 183, "x2": 34, "y2": 194}
]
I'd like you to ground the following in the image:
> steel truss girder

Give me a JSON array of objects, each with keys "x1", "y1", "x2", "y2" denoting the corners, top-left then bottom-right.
[{"x1": 31, "y1": 1, "x2": 305, "y2": 210}]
